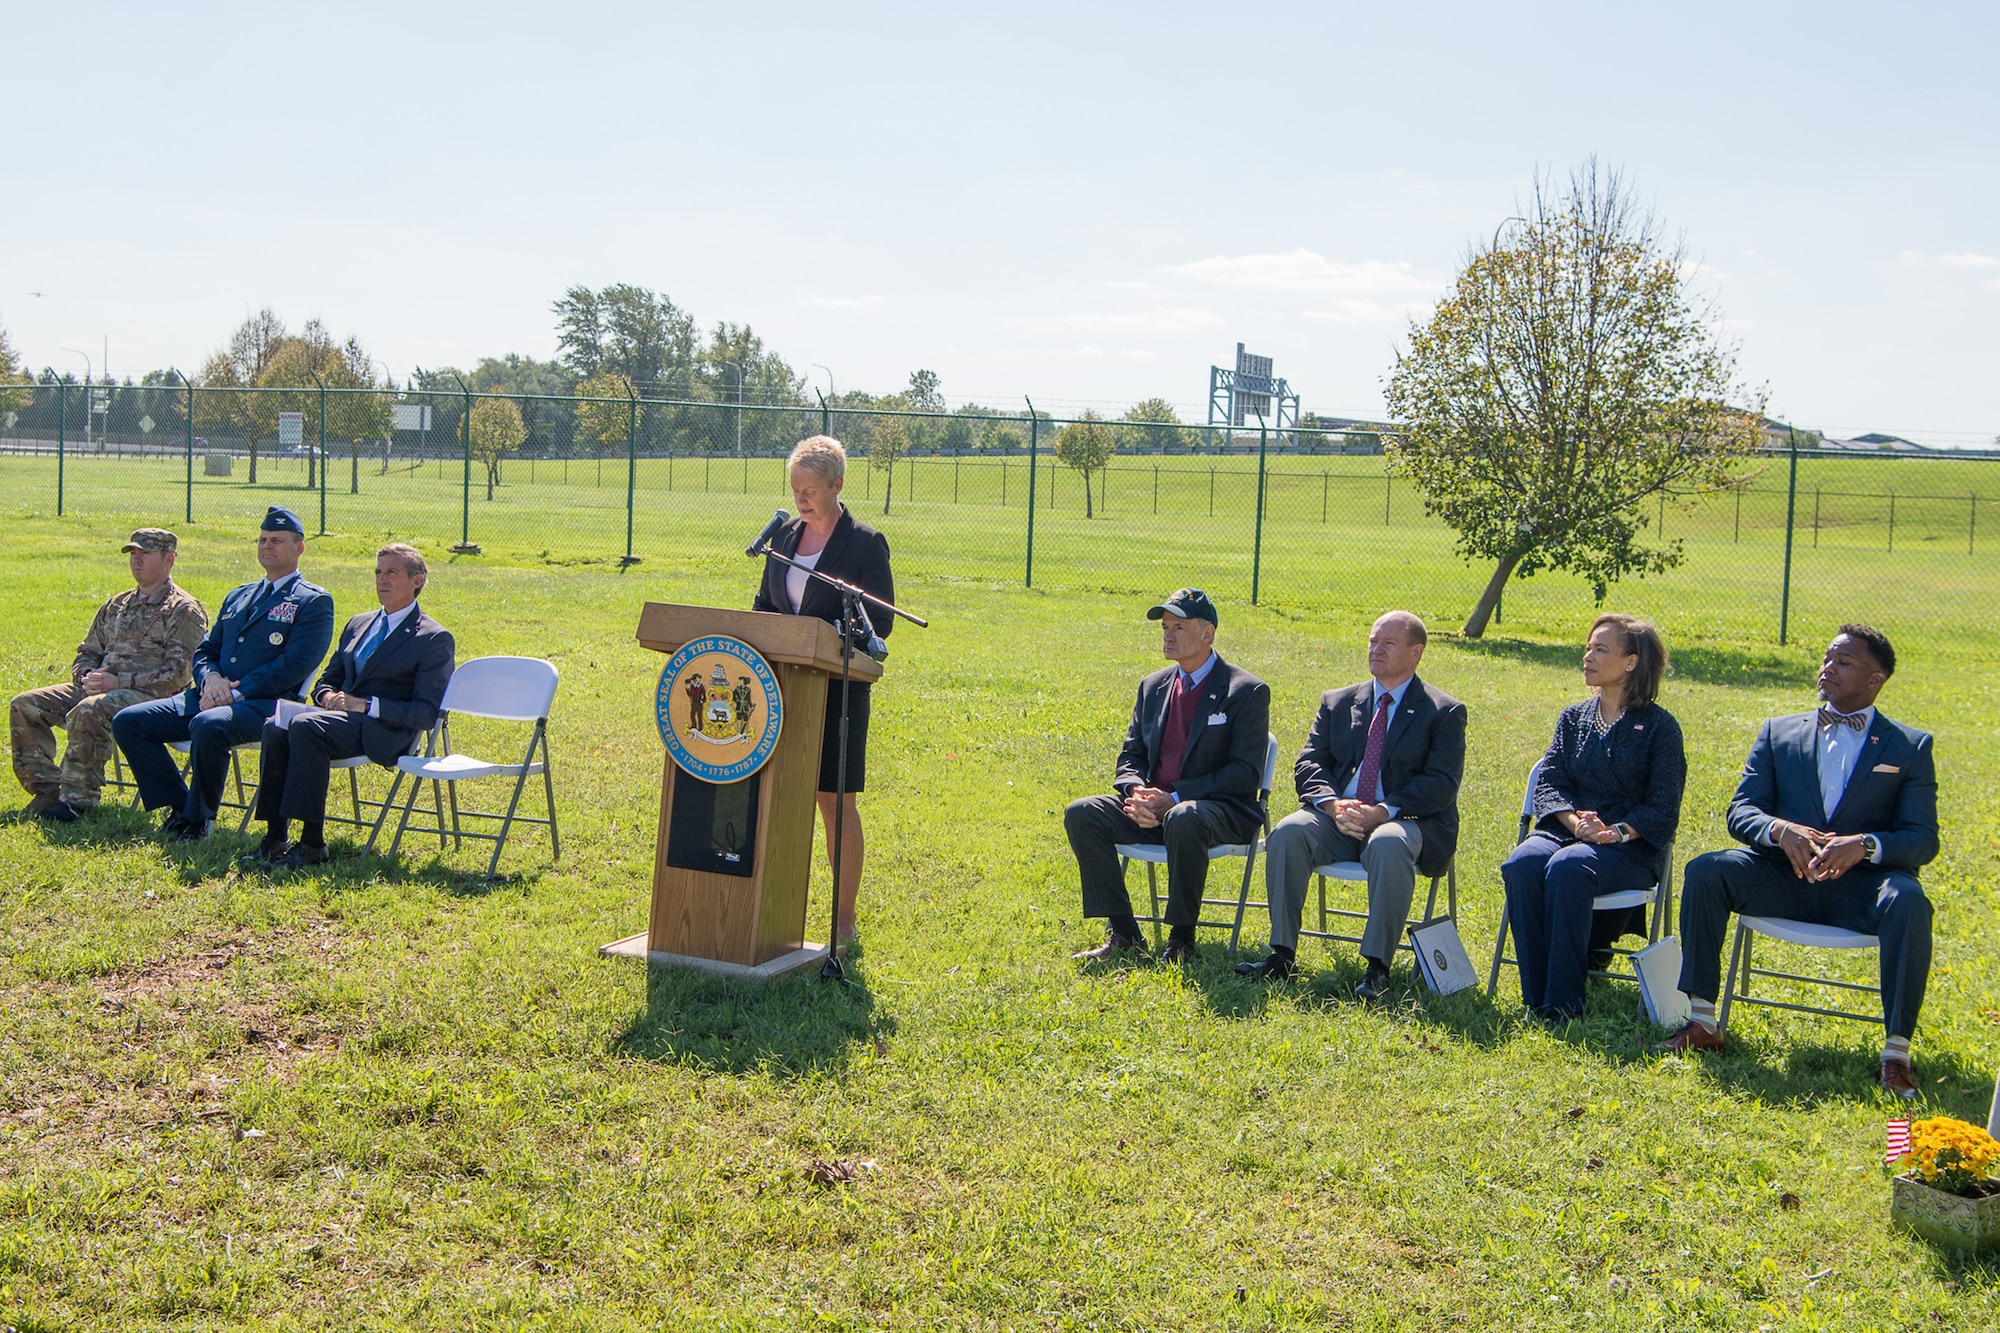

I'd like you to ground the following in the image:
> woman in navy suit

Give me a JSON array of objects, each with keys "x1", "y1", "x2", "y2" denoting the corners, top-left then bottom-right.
[
  {"x1": 752, "y1": 436, "x2": 895, "y2": 946},
  {"x1": 1502, "y1": 613, "x2": 1686, "y2": 1019}
]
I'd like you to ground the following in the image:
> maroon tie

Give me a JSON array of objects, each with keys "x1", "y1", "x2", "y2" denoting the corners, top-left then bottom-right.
[
  {"x1": 1155, "y1": 673, "x2": 1197, "y2": 790},
  {"x1": 1353, "y1": 692, "x2": 1392, "y2": 804}
]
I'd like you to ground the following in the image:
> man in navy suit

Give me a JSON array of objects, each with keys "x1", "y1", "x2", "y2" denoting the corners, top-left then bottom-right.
[
  {"x1": 249, "y1": 543, "x2": 455, "y2": 872},
  {"x1": 1235, "y1": 612, "x2": 1466, "y2": 998},
  {"x1": 113, "y1": 506, "x2": 335, "y2": 842},
  {"x1": 1066, "y1": 588, "x2": 1271, "y2": 964},
  {"x1": 1662, "y1": 624, "x2": 1938, "y2": 1098}
]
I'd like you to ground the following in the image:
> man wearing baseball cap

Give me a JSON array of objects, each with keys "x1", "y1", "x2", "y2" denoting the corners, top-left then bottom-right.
[
  {"x1": 113, "y1": 506, "x2": 334, "y2": 842},
  {"x1": 10, "y1": 529, "x2": 209, "y2": 822},
  {"x1": 1064, "y1": 587, "x2": 1271, "y2": 964}
]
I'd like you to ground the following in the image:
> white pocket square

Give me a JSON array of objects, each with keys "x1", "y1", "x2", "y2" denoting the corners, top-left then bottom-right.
[
  {"x1": 1872, "y1": 763, "x2": 1900, "y2": 773},
  {"x1": 1207, "y1": 712, "x2": 1228, "y2": 725}
]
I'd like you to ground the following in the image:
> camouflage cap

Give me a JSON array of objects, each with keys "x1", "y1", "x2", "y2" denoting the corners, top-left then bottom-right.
[{"x1": 121, "y1": 528, "x2": 179, "y2": 553}]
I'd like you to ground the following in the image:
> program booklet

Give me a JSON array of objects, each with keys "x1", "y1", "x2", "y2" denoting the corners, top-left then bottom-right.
[
  {"x1": 1633, "y1": 935, "x2": 1692, "y2": 1028},
  {"x1": 271, "y1": 698, "x2": 313, "y2": 731},
  {"x1": 1407, "y1": 917, "x2": 1477, "y2": 996}
]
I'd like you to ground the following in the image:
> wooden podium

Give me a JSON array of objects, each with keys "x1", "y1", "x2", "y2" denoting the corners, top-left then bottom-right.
[{"x1": 598, "y1": 602, "x2": 883, "y2": 980}]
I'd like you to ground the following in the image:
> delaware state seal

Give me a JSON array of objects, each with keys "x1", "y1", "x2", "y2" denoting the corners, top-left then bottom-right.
[{"x1": 655, "y1": 636, "x2": 783, "y2": 783}]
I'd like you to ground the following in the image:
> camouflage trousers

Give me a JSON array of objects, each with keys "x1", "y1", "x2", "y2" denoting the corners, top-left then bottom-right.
[{"x1": 10, "y1": 683, "x2": 148, "y2": 810}]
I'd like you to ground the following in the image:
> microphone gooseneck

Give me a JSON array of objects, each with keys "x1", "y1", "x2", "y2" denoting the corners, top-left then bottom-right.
[{"x1": 745, "y1": 509, "x2": 790, "y2": 557}]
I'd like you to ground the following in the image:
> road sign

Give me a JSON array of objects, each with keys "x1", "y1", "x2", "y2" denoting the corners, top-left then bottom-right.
[
  {"x1": 278, "y1": 412, "x2": 305, "y2": 446},
  {"x1": 139, "y1": 414, "x2": 156, "y2": 434},
  {"x1": 392, "y1": 404, "x2": 431, "y2": 431}
]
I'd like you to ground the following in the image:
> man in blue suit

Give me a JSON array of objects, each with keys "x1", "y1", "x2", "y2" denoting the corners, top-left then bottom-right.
[
  {"x1": 113, "y1": 506, "x2": 335, "y2": 842},
  {"x1": 249, "y1": 543, "x2": 454, "y2": 872},
  {"x1": 1662, "y1": 624, "x2": 1938, "y2": 1098}
]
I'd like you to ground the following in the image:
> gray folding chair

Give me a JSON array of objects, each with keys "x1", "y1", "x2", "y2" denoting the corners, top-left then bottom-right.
[
  {"x1": 1487, "y1": 759, "x2": 1674, "y2": 998},
  {"x1": 1719, "y1": 917, "x2": 1882, "y2": 1034},
  {"x1": 386, "y1": 657, "x2": 561, "y2": 881},
  {"x1": 1304, "y1": 857, "x2": 1458, "y2": 958},
  {"x1": 1117, "y1": 732, "x2": 1279, "y2": 955}
]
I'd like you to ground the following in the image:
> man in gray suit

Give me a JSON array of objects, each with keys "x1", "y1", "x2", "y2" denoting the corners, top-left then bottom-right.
[
  {"x1": 1236, "y1": 611, "x2": 1466, "y2": 997},
  {"x1": 1661, "y1": 624, "x2": 1938, "y2": 1099}
]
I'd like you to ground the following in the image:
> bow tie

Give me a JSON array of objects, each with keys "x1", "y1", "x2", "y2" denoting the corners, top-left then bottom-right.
[{"x1": 1817, "y1": 707, "x2": 1867, "y2": 732}]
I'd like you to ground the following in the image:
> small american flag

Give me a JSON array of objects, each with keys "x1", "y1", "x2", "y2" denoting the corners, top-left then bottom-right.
[{"x1": 1885, "y1": 1119, "x2": 1912, "y2": 1166}]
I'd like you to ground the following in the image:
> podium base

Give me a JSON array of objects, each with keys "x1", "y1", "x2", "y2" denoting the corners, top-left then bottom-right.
[{"x1": 597, "y1": 933, "x2": 827, "y2": 982}]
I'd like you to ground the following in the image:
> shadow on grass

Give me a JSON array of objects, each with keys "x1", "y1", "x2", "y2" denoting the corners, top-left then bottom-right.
[
  {"x1": 611, "y1": 962, "x2": 884, "y2": 1079},
  {"x1": 1452, "y1": 635, "x2": 1805, "y2": 691}
]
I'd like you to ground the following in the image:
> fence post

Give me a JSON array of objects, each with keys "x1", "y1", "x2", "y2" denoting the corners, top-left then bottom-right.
[
  {"x1": 1972, "y1": 493, "x2": 1979, "y2": 556},
  {"x1": 622, "y1": 388, "x2": 640, "y2": 565},
  {"x1": 1888, "y1": 493, "x2": 1896, "y2": 553},
  {"x1": 1778, "y1": 430, "x2": 1798, "y2": 646},
  {"x1": 815, "y1": 388, "x2": 830, "y2": 438},
  {"x1": 1024, "y1": 399, "x2": 1038, "y2": 588},
  {"x1": 1384, "y1": 470, "x2": 1391, "y2": 526},
  {"x1": 451, "y1": 373, "x2": 475, "y2": 553},
  {"x1": 312, "y1": 373, "x2": 328, "y2": 535},
  {"x1": 56, "y1": 380, "x2": 66, "y2": 516},
  {"x1": 182, "y1": 373, "x2": 194, "y2": 523},
  {"x1": 1252, "y1": 422, "x2": 1269, "y2": 605}
]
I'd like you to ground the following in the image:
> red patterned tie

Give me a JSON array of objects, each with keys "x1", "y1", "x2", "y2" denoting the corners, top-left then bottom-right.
[{"x1": 1354, "y1": 692, "x2": 1392, "y2": 804}]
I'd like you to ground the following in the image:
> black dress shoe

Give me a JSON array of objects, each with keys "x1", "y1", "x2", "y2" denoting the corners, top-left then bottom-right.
[
  {"x1": 171, "y1": 819, "x2": 213, "y2": 844},
  {"x1": 240, "y1": 837, "x2": 292, "y2": 869},
  {"x1": 1072, "y1": 931, "x2": 1144, "y2": 961},
  {"x1": 37, "y1": 801, "x2": 80, "y2": 824},
  {"x1": 1234, "y1": 954, "x2": 1296, "y2": 980},
  {"x1": 1354, "y1": 959, "x2": 1393, "y2": 1001},
  {"x1": 1158, "y1": 938, "x2": 1196, "y2": 965},
  {"x1": 268, "y1": 844, "x2": 332, "y2": 873}
]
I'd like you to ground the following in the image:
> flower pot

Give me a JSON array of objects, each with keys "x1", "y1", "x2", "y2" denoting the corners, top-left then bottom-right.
[{"x1": 1891, "y1": 1172, "x2": 2000, "y2": 1254}]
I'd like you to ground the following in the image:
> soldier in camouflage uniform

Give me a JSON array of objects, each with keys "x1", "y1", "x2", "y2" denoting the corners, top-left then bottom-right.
[{"x1": 10, "y1": 529, "x2": 209, "y2": 822}]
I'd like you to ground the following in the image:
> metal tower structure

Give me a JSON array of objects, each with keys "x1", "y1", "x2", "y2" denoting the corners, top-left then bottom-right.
[{"x1": 1207, "y1": 343, "x2": 1299, "y2": 450}]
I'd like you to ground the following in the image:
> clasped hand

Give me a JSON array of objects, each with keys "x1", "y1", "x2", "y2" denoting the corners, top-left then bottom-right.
[
  {"x1": 80, "y1": 669, "x2": 119, "y2": 695},
  {"x1": 1326, "y1": 798, "x2": 1390, "y2": 838},
  {"x1": 320, "y1": 691, "x2": 369, "y2": 715},
  {"x1": 1123, "y1": 786, "x2": 1176, "y2": 829},
  {"x1": 1565, "y1": 810, "x2": 1623, "y2": 845},
  {"x1": 1775, "y1": 821, "x2": 1867, "y2": 882},
  {"x1": 198, "y1": 675, "x2": 237, "y2": 710}
]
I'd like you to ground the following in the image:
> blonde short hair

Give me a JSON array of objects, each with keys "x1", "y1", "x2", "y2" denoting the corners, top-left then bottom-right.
[{"x1": 788, "y1": 435, "x2": 847, "y2": 484}]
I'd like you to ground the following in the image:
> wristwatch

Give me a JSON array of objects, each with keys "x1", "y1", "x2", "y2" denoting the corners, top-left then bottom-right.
[{"x1": 1862, "y1": 834, "x2": 1881, "y2": 862}]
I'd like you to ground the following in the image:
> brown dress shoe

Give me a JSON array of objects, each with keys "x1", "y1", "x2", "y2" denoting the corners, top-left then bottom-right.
[
  {"x1": 1881, "y1": 1058, "x2": 1920, "y2": 1100},
  {"x1": 1653, "y1": 1021, "x2": 1724, "y2": 1054},
  {"x1": 1157, "y1": 938, "x2": 1196, "y2": 965},
  {"x1": 1072, "y1": 931, "x2": 1143, "y2": 961}
]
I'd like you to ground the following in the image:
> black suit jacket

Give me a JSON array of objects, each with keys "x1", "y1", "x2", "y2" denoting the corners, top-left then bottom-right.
[
  {"x1": 1112, "y1": 655, "x2": 1271, "y2": 832},
  {"x1": 1293, "y1": 677, "x2": 1466, "y2": 877},
  {"x1": 751, "y1": 507, "x2": 896, "y2": 659},
  {"x1": 1530, "y1": 700, "x2": 1686, "y2": 876},
  {"x1": 1725, "y1": 709, "x2": 1938, "y2": 874},
  {"x1": 308, "y1": 604, "x2": 456, "y2": 766}
]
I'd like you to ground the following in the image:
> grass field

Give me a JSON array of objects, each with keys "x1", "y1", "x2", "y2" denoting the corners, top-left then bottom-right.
[{"x1": 1, "y1": 499, "x2": 1998, "y2": 1330}]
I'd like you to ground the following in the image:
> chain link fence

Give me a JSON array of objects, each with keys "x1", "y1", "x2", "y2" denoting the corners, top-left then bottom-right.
[{"x1": 3, "y1": 380, "x2": 1995, "y2": 652}]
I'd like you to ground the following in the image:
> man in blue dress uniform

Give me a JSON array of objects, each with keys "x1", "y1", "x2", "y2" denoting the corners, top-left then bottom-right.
[{"x1": 113, "y1": 506, "x2": 335, "y2": 842}]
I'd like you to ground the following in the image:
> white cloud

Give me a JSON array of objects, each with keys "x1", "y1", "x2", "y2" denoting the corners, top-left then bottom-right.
[
  {"x1": 799, "y1": 295, "x2": 888, "y2": 309},
  {"x1": 1300, "y1": 300, "x2": 1425, "y2": 325},
  {"x1": 1058, "y1": 307, "x2": 1224, "y2": 332},
  {"x1": 1940, "y1": 253, "x2": 2000, "y2": 269},
  {"x1": 1168, "y1": 248, "x2": 1443, "y2": 296}
]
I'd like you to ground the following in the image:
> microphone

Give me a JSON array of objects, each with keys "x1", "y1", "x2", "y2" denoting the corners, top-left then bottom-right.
[{"x1": 745, "y1": 509, "x2": 790, "y2": 557}]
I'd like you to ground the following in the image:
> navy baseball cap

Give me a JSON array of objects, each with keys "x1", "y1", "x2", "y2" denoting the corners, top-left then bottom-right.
[
  {"x1": 1147, "y1": 587, "x2": 1218, "y2": 626},
  {"x1": 261, "y1": 505, "x2": 305, "y2": 536}
]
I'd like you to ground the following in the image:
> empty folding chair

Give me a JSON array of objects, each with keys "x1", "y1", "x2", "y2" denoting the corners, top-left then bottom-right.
[{"x1": 387, "y1": 657, "x2": 560, "y2": 881}]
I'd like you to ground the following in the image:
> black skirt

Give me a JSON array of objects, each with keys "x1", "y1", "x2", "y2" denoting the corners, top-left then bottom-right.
[{"x1": 817, "y1": 678, "x2": 871, "y2": 794}]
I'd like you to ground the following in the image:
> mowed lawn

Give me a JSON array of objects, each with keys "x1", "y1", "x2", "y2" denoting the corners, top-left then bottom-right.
[{"x1": 0, "y1": 510, "x2": 1997, "y2": 1331}]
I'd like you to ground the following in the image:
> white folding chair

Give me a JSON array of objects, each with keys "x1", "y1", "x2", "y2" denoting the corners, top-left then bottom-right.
[
  {"x1": 1117, "y1": 732, "x2": 1279, "y2": 955},
  {"x1": 1487, "y1": 759, "x2": 1674, "y2": 998},
  {"x1": 1305, "y1": 857, "x2": 1458, "y2": 957},
  {"x1": 330, "y1": 731, "x2": 434, "y2": 854},
  {"x1": 1718, "y1": 916, "x2": 1882, "y2": 1034},
  {"x1": 129, "y1": 738, "x2": 257, "y2": 825},
  {"x1": 386, "y1": 657, "x2": 561, "y2": 881}
]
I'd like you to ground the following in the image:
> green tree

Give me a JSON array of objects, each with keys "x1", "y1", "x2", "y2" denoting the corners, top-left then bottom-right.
[
  {"x1": 574, "y1": 370, "x2": 637, "y2": 454},
  {"x1": 1384, "y1": 160, "x2": 1763, "y2": 637},
  {"x1": 1054, "y1": 411, "x2": 1114, "y2": 517},
  {"x1": 194, "y1": 352, "x2": 257, "y2": 476},
  {"x1": 0, "y1": 318, "x2": 31, "y2": 418},
  {"x1": 468, "y1": 397, "x2": 528, "y2": 500},
  {"x1": 251, "y1": 322, "x2": 390, "y2": 490},
  {"x1": 1121, "y1": 397, "x2": 1192, "y2": 453},
  {"x1": 905, "y1": 369, "x2": 944, "y2": 413},
  {"x1": 869, "y1": 415, "x2": 908, "y2": 515},
  {"x1": 554, "y1": 285, "x2": 698, "y2": 395}
]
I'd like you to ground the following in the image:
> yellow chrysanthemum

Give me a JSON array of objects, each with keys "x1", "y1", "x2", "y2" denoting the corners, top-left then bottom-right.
[{"x1": 1901, "y1": 1117, "x2": 2000, "y2": 1195}]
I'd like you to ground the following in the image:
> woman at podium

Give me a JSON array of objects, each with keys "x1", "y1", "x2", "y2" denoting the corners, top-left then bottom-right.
[{"x1": 752, "y1": 436, "x2": 895, "y2": 946}]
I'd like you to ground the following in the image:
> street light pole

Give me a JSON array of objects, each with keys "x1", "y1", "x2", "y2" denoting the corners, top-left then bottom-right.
[
  {"x1": 810, "y1": 364, "x2": 834, "y2": 403},
  {"x1": 724, "y1": 360, "x2": 746, "y2": 455},
  {"x1": 60, "y1": 349, "x2": 92, "y2": 450}
]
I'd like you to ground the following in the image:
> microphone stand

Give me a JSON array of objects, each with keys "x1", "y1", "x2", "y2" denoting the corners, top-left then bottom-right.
[{"x1": 753, "y1": 538, "x2": 926, "y2": 982}]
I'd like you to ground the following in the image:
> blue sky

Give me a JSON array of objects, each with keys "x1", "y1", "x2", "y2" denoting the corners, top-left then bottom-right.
[{"x1": 4, "y1": 1, "x2": 1995, "y2": 443}]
